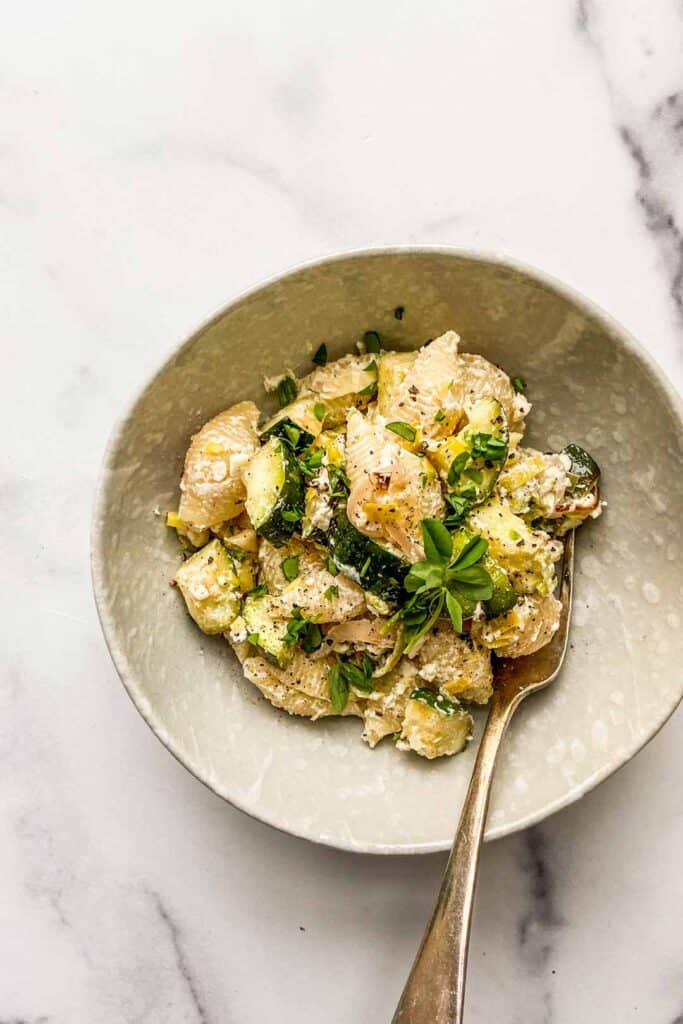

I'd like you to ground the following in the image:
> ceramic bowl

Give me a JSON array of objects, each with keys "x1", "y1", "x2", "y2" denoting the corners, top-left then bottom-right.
[{"x1": 92, "y1": 249, "x2": 683, "y2": 854}]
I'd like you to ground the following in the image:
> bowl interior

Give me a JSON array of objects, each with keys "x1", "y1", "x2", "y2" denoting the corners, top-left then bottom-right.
[{"x1": 93, "y1": 250, "x2": 683, "y2": 852}]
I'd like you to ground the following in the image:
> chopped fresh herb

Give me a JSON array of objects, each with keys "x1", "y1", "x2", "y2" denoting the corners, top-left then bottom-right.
[
  {"x1": 465, "y1": 467, "x2": 483, "y2": 484},
  {"x1": 393, "y1": 306, "x2": 405, "y2": 320},
  {"x1": 324, "y1": 584, "x2": 340, "y2": 600},
  {"x1": 301, "y1": 622, "x2": 322, "y2": 654},
  {"x1": 281, "y1": 507, "x2": 304, "y2": 524},
  {"x1": 447, "y1": 451, "x2": 470, "y2": 485},
  {"x1": 399, "y1": 521, "x2": 493, "y2": 653},
  {"x1": 511, "y1": 376, "x2": 526, "y2": 394},
  {"x1": 509, "y1": 529, "x2": 521, "y2": 541},
  {"x1": 365, "y1": 359, "x2": 378, "y2": 374},
  {"x1": 281, "y1": 555, "x2": 299, "y2": 581},
  {"x1": 328, "y1": 661, "x2": 349, "y2": 712},
  {"x1": 283, "y1": 423, "x2": 302, "y2": 449},
  {"x1": 327, "y1": 465, "x2": 350, "y2": 498},
  {"x1": 313, "y1": 402, "x2": 326, "y2": 422},
  {"x1": 358, "y1": 379, "x2": 378, "y2": 398},
  {"x1": 331, "y1": 654, "x2": 375, "y2": 696},
  {"x1": 386, "y1": 421, "x2": 417, "y2": 442},
  {"x1": 470, "y1": 432, "x2": 507, "y2": 462},
  {"x1": 326, "y1": 556, "x2": 339, "y2": 576},
  {"x1": 363, "y1": 330, "x2": 381, "y2": 353},
  {"x1": 360, "y1": 555, "x2": 371, "y2": 578},
  {"x1": 277, "y1": 376, "x2": 297, "y2": 408},
  {"x1": 410, "y1": 687, "x2": 462, "y2": 716},
  {"x1": 298, "y1": 448, "x2": 323, "y2": 478},
  {"x1": 246, "y1": 632, "x2": 260, "y2": 646},
  {"x1": 283, "y1": 607, "x2": 322, "y2": 653},
  {"x1": 313, "y1": 343, "x2": 328, "y2": 366},
  {"x1": 246, "y1": 584, "x2": 267, "y2": 598},
  {"x1": 433, "y1": 409, "x2": 446, "y2": 423}
]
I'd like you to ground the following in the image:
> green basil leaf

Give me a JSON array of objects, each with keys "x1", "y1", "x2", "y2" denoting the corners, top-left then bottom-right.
[
  {"x1": 328, "y1": 663, "x2": 349, "y2": 713},
  {"x1": 386, "y1": 421, "x2": 417, "y2": 442},
  {"x1": 404, "y1": 592, "x2": 444, "y2": 655},
  {"x1": 447, "y1": 451, "x2": 470, "y2": 485},
  {"x1": 450, "y1": 564, "x2": 491, "y2": 587},
  {"x1": 421, "y1": 518, "x2": 453, "y2": 564},
  {"x1": 281, "y1": 555, "x2": 299, "y2": 581},
  {"x1": 511, "y1": 375, "x2": 526, "y2": 394},
  {"x1": 340, "y1": 660, "x2": 374, "y2": 693},
  {"x1": 326, "y1": 557, "x2": 339, "y2": 576},
  {"x1": 445, "y1": 591, "x2": 463, "y2": 633},
  {"x1": 301, "y1": 622, "x2": 323, "y2": 654},
  {"x1": 314, "y1": 402, "x2": 327, "y2": 422},
  {"x1": 452, "y1": 535, "x2": 488, "y2": 570}
]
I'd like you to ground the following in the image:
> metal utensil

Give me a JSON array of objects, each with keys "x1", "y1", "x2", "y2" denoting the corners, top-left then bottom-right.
[{"x1": 393, "y1": 530, "x2": 575, "y2": 1024}]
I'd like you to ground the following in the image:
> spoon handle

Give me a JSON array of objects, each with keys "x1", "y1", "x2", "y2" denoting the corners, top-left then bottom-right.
[{"x1": 392, "y1": 690, "x2": 517, "y2": 1024}]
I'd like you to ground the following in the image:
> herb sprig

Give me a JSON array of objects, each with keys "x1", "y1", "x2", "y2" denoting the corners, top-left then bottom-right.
[
  {"x1": 283, "y1": 607, "x2": 322, "y2": 653},
  {"x1": 398, "y1": 520, "x2": 493, "y2": 653},
  {"x1": 328, "y1": 653, "x2": 375, "y2": 712}
]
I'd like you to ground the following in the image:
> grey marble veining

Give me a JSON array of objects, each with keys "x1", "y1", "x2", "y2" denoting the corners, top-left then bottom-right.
[{"x1": 1, "y1": 0, "x2": 682, "y2": 1021}]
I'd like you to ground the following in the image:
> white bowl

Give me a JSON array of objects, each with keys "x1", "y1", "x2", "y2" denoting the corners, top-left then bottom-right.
[{"x1": 92, "y1": 248, "x2": 683, "y2": 853}]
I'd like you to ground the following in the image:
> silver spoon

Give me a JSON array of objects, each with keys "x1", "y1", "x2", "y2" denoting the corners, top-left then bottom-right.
[{"x1": 393, "y1": 530, "x2": 575, "y2": 1024}]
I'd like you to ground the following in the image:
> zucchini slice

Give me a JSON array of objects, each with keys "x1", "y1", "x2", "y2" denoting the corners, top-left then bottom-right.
[
  {"x1": 174, "y1": 539, "x2": 241, "y2": 634},
  {"x1": 482, "y1": 555, "x2": 517, "y2": 618},
  {"x1": 242, "y1": 593, "x2": 292, "y2": 667},
  {"x1": 326, "y1": 507, "x2": 409, "y2": 607},
  {"x1": 563, "y1": 443, "x2": 600, "y2": 496},
  {"x1": 243, "y1": 436, "x2": 305, "y2": 546},
  {"x1": 259, "y1": 416, "x2": 315, "y2": 453}
]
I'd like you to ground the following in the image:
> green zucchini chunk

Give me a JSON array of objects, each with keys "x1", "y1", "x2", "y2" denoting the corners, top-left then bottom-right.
[
  {"x1": 259, "y1": 416, "x2": 315, "y2": 453},
  {"x1": 242, "y1": 592, "x2": 291, "y2": 666},
  {"x1": 563, "y1": 443, "x2": 601, "y2": 496},
  {"x1": 244, "y1": 436, "x2": 305, "y2": 546},
  {"x1": 482, "y1": 555, "x2": 517, "y2": 618},
  {"x1": 326, "y1": 507, "x2": 408, "y2": 607},
  {"x1": 174, "y1": 539, "x2": 240, "y2": 634}
]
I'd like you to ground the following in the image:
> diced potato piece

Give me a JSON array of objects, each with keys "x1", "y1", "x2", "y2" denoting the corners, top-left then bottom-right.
[
  {"x1": 179, "y1": 402, "x2": 260, "y2": 529},
  {"x1": 399, "y1": 690, "x2": 473, "y2": 759},
  {"x1": 475, "y1": 593, "x2": 562, "y2": 657},
  {"x1": 467, "y1": 498, "x2": 561, "y2": 596},
  {"x1": 497, "y1": 448, "x2": 569, "y2": 519},
  {"x1": 414, "y1": 626, "x2": 493, "y2": 704},
  {"x1": 166, "y1": 511, "x2": 210, "y2": 549},
  {"x1": 174, "y1": 540, "x2": 241, "y2": 634}
]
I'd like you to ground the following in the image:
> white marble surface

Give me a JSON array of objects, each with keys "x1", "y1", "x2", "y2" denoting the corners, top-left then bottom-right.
[{"x1": 3, "y1": 1, "x2": 683, "y2": 1020}]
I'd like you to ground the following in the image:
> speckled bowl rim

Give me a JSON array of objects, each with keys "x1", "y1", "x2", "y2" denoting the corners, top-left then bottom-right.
[{"x1": 91, "y1": 246, "x2": 683, "y2": 854}]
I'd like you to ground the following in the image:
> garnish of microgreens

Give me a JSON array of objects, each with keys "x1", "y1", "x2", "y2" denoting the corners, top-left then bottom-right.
[{"x1": 397, "y1": 519, "x2": 494, "y2": 654}]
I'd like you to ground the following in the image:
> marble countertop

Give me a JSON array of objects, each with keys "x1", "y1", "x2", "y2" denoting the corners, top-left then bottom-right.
[{"x1": 3, "y1": 1, "x2": 682, "y2": 1020}]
